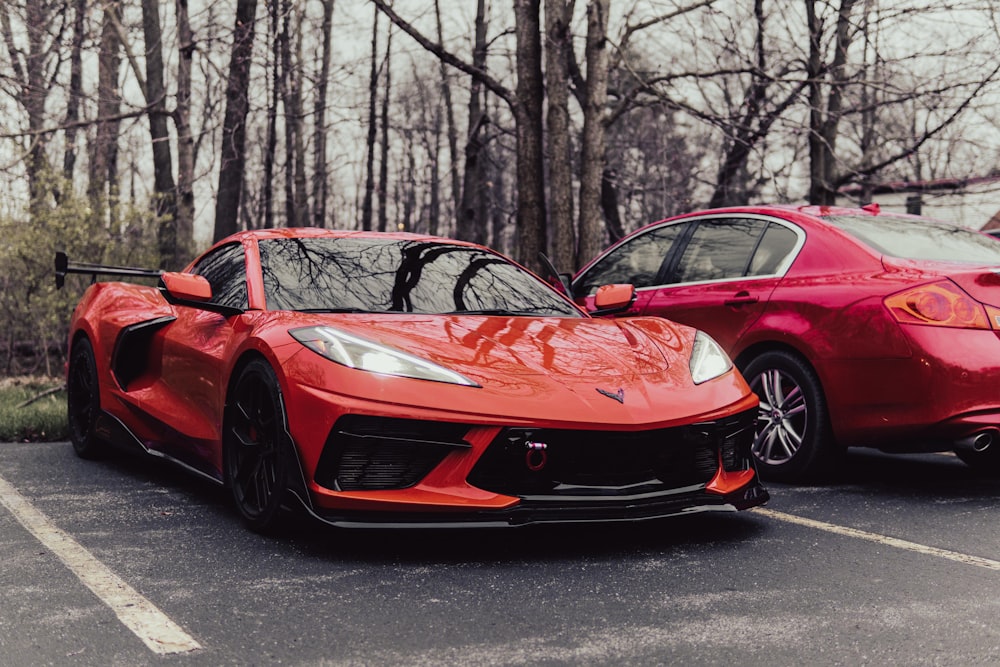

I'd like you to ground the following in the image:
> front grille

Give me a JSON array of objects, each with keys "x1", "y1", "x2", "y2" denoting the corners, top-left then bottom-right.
[
  {"x1": 467, "y1": 409, "x2": 756, "y2": 498},
  {"x1": 314, "y1": 416, "x2": 471, "y2": 491}
]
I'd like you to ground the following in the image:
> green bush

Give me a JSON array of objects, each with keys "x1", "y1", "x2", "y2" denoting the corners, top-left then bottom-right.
[
  {"x1": 0, "y1": 171, "x2": 161, "y2": 376},
  {"x1": 0, "y1": 379, "x2": 68, "y2": 442}
]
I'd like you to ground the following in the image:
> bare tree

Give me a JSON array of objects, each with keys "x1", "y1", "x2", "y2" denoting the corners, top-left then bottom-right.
[
  {"x1": 512, "y1": 0, "x2": 547, "y2": 272},
  {"x1": 214, "y1": 0, "x2": 259, "y2": 243},
  {"x1": 279, "y1": 1, "x2": 309, "y2": 227},
  {"x1": 544, "y1": 0, "x2": 575, "y2": 272},
  {"x1": 377, "y1": 24, "x2": 393, "y2": 233},
  {"x1": 434, "y1": 0, "x2": 461, "y2": 230},
  {"x1": 361, "y1": 4, "x2": 379, "y2": 232},
  {"x1": 312, "y1": 0, "x2": 336, "y2": 228},
  {"x1": 88, "y1": 2, "x2": 123, "y2": 216},
  {"x1": 576, "y1": 0, "x2": 611, "y2": 268},
  {"x1": 62, "y1": 0, "x2": 86, "y2": 187},
  {"x1": 139, "y1": 0, "x2": 181, "y2": 266},
  {"x1": 0, "y1": 0, "x2": 64, "y2": 207},
  {"x1": 372, "y1": 0, "x2": 547, "y2": 272},
  {"x1": 174, "y1": 0, "x2": 195, "y2": 259},
  {"x1": 457, "y1": 0, "x2": 490, "y2": 245}
]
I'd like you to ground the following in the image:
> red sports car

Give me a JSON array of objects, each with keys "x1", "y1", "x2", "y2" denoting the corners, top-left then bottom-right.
[
  {"x1": 572, "y1": 204, "x2": 1000, "y2": 481},
  {"x1": 59, "y1": 228, "x2": 766, "y2": 532}
]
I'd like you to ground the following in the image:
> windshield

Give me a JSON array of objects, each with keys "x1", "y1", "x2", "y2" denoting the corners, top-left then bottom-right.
[
  {"x1": 258, "y1": 237, "x2": 583, "y2": 317},
  {"x1": 823, "y1": 214, "x2": 1000, "y2": 263}
]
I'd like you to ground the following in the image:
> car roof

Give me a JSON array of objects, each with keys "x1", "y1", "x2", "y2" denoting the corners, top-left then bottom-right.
[{"x1": 216, "y1": 227, "x2": 482, "y2": 248}]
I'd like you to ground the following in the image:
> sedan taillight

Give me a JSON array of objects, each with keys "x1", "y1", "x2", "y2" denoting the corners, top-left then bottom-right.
[{"x1": 884, "y1": 280, "x2": 993, "y2": 329}]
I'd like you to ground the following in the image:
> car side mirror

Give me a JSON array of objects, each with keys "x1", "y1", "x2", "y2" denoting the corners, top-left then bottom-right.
[
  {"x1": 161, "y1": 272, "x2": 212, "y2": 302},
  {"x1": 590, "y1": 283, "x2": 636, "y2": 317}
]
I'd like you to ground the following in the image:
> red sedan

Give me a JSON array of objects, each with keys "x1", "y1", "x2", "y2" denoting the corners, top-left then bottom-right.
[
  {"x1": 572, "y1": 204, "x2": 1000, "y2": 481},
  {"x1": 60, "y1": 228, "x2": 766, "y2": 533}
]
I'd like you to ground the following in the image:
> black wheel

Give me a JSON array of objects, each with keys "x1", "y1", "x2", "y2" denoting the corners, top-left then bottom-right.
[
  {"x1": 741, "y1": 350, "x2": 839, "y2": 482},
  {"x1": 224, "y1": 359, "x2": 293, "y2": 533},
  {"x1": 67, "y1": 338, "x2": 108, "y2": 459}
]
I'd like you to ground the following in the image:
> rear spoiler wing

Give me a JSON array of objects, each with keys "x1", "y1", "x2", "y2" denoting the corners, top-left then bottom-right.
[{"x1": 55, "y1": 251, "x2": 163, "y2": 289}]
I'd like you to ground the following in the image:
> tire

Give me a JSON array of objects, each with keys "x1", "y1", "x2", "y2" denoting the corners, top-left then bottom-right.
[
  {"x1": 67, "y1": 338, "x2": 108, "y2": 459},
  {"x1": 224, "y1": 359, "x2": 294, "y2": 533},
  {"x1": 741, "y1": 350, "x2": 839, "y2": 483}
]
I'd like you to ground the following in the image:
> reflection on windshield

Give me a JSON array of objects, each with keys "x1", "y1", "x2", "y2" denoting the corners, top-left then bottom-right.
[
  {"x1": 258, "y1": 237, "x2": 582, "y2": 317},
  {"x1": 823, "y1": 215, "x2": 1000, "y2": 263}
]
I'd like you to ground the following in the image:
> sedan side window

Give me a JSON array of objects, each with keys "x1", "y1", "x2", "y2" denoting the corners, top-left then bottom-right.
[
  {"x1": 191, "y1": 243, "x2": 248, "y2": 310},
  {"x1": 575, "y1": 223, "x2": 687, "y2": 296},
  {"x1": 748, "y1": 223, "x2": 799, "y2": 276},
  {"x1": 673, "y1": 219, "x2": 767, "y2": 283}
]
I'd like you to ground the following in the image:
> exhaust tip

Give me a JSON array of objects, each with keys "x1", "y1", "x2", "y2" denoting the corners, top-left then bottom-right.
[{"x1": 956, "y1": 429, "x2": 996, "y2": 453}]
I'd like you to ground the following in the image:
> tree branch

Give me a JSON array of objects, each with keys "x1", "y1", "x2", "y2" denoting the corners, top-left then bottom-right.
[{"x1": 370, "y1": 0, "x2": 514, "y2": 108}]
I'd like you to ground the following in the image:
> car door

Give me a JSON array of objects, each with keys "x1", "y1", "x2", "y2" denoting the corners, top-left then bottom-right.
[
  {"x1": 156, "y1": 242, "x2": 251, "y2": 457},
  {"x1": 639, "y1": 216, "x2": 801, "y2": 353},
  {"x1": 573, "y1": 221, "x2": 692, "y2": 315}
]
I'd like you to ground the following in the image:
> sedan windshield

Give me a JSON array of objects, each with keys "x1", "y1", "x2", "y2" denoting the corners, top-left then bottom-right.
[
  {"x1": 258, "y1": 237, "x2": 583, "y2": 317},
  {"x1": 823, "y1": 214, "x2": 1000, "y2": 264}
]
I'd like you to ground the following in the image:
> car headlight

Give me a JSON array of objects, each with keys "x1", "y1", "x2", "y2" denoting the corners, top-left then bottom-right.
[
  {"x1": 689, "y1": 331, "x2": 733, "y2": 384},
  {"x1": 289, "y1": 326, "x2": 480, "y2": 387}
]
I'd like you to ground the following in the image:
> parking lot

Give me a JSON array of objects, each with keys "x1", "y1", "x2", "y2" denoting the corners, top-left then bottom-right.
[{"x1": 3, "y1": 440, "x2": 1000, "y2": 666}]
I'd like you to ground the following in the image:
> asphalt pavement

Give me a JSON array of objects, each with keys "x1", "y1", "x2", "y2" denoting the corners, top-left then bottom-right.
[{"x1": 2, "y1": 440, "x2": 1000, "y2": 666}]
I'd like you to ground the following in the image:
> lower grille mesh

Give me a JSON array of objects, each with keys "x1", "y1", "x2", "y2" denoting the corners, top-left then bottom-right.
[
  {"x1": 314, "y1": 416, "x2": 471, "y2": 491},
  {"x1": 467, "y1": 409, "x2": 756, "y2": 498}
]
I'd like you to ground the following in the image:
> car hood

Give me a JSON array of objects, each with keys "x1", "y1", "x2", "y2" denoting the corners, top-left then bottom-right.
[
  {"x1": 272, "y1": 313, "x2": 752, "y2": 426},
  {"x1": 314, "y1": 314, "x2": 679, "y2": 379}
]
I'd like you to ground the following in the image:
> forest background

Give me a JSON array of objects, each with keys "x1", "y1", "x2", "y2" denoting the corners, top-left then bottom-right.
[{"x1": 2, "y1": 0, "x2": 1000, "y2": 377}]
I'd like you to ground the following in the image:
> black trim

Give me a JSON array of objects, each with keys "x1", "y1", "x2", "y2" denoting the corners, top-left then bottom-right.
[
  {"x1": 92, "y1": 410, "x2": 224, "y2": 485},
  {"x1": 55, "y1": 251, "x2": 162, "y2": 288},
  {"x1": 303, "y1": 482, "x2": 769, "y2": 528},
  {"x1": 111, "y1": 316, "x2": 176, "y2": 390}
]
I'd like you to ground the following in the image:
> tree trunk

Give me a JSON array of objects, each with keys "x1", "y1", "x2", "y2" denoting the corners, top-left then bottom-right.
[
  {"x1": 544, "y1": 0, "x2": 575, "y2": 273},
  {"x1": 62, "y1": 0, "x2": 87, "y2": 186},
  {"x1": 311, "y1": 0, "x2": 335, "y2": 228},
  {"x1": 807, "y1": 0, "x2": 859, "y2": 206},
  {"x1": 601, "y1": 168, "x2": 624, "y2": 242},
  {"x1": 174, "y1": 0, "x2": 195, "y2": 257},
  {"x1": 361, "y1": 4, "x2": 379, "y2": 232},
  {"x1": 377, "y1": 25, "x2": 392, "y2": 233},
  {"x1": 140, "y1": 0, "x2": 179, "y2": 267},
  {"x1": 457, "y1": 0, "x2": 489, "y2": 245},
  {"x1": 262, "y1": 0, "x2": 280, "y2": 229},
  {"x1": 513, "y1": 0, "x2": 547, "y2": 273},
  {"x1": 434, "y1": 0, "x2": 461, "y2": 234},
  {"x1": 214, "y1": 0, "x2": 258, "y2": 243},
  {"x1": 576, "y1": 0, "x2": 610, "y2": 269},
  {"x1": 88, "y1": 2, "x2": 123, "y2": 218},
  {"x1": 279, "y1": 1, "x2": 308, "y2": 227}
]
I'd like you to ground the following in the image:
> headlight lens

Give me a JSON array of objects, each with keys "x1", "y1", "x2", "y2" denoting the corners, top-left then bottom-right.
[
  {"x1": 289, "y1": 326, "x2": 479, "y2": 386},
  {"x1": 689, "y1": 331, "x2": 732, "y2": 384}
]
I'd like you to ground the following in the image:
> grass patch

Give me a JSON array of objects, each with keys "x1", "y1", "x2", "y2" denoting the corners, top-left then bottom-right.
[{"x1": 0, "y1": 377, "x2": 68, "y2": 442}]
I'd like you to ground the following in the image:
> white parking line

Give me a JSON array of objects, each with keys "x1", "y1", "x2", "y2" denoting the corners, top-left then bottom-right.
[
  {"x1": 0, "y1": 473, "x2": 202, "y2": 655},
  {"x1": 755, "y1": 507, "x2": 1000, "y2": 571}
]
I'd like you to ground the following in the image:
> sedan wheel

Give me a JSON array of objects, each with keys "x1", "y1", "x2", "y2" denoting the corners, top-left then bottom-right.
[
  {"x1": 225, "y1": 360, "x2": 292, "y2": 533},
  {"x1": 742, "y1": 350, "x2": 838, "y2": 482},
  {"x1": 67, "y1": 338, "x2": 107, "y2": 459}
]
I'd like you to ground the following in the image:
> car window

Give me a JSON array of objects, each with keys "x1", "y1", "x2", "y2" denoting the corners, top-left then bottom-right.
[
  {"x1": 191, "y1": 242, "x2": 248, "y2": 310},
  {"x1": 673, "y1": 218, "x2": 767, "y2": 283},
  {"x1": 575, "y1": 223, "x2": 687, "y2": 296},
  {"x1": 824, "y1": 214, "x2": 1000, "y2": 263},
  {"x1": 258, "y1": 237, "x2": 583, "y2": 317},
  {"x1": 748, "y1": 223, "x2": 799, "y2": 276}
]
